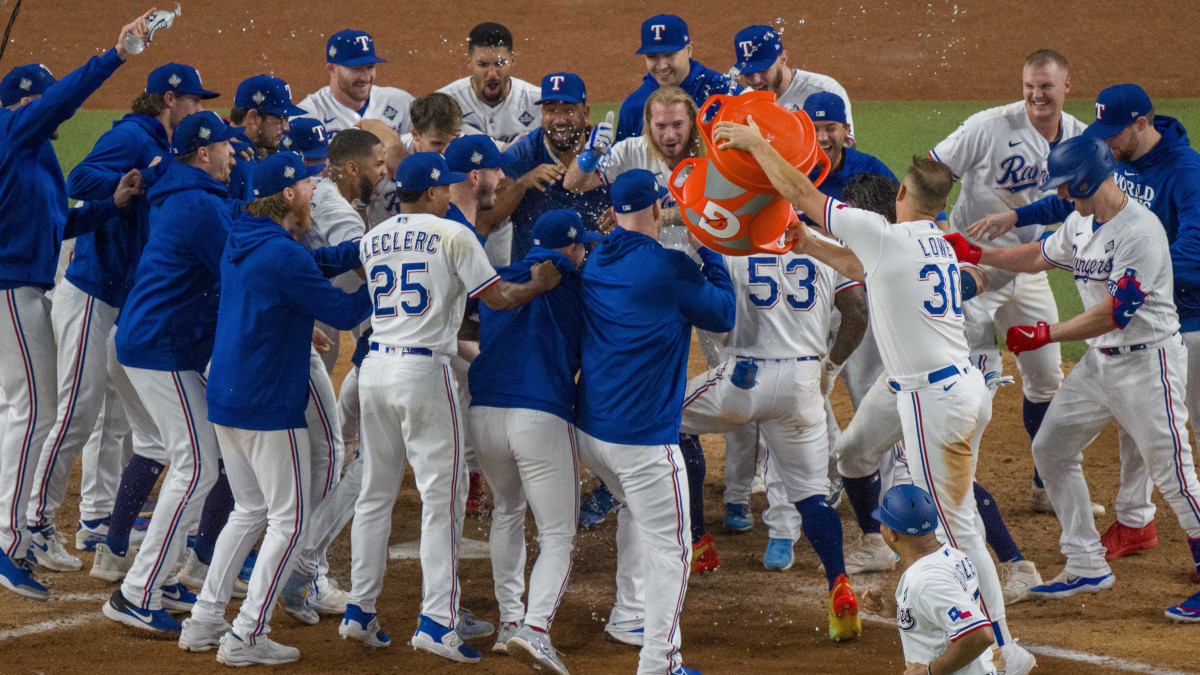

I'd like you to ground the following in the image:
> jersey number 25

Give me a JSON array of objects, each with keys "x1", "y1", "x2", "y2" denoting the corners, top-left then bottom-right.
[{"x1": 371, "y1": 263, "x2": 430, "y2": 317}]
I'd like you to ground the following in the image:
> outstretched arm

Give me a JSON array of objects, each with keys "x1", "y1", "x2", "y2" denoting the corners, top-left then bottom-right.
[{"x1": 712, "y1": 115, "x2": 829, "y2": 226}]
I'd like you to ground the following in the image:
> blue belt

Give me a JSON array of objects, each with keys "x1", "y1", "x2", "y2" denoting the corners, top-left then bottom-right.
[
  {"x1": 888, "y1": 363, "x2": 962, "y2": 392},
  {"x1": 369, "y1": 343, "x2": 433, "y2": 356},
  {"x1": 1099, "y1": 344, "x2": 1147, "y2": 356},
  {"x1": 736, "y1": 355, "x2": 820, "y2": 363}
]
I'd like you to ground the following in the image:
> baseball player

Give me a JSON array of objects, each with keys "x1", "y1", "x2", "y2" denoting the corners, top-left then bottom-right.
[
  {"x1": 575, "y1": 169, "x2": 735, "y2": 674},
  {"x1": 678, "y1": 219, "x2": 867, "y2": 641},
  {"x1": 615, "y1": 14, "x2": 743, "y2": 142},
  {"x1": 22, "y1": 63, "x2": 216, "y2": 575},
  {"x1": 930, "y1": 49, "x2": 1090, "y2": 515},
  {"x1": 227, "y1": 75, "x2": 308, "y2": 202},
  {"x1": 446, "y1": 134, "x2": 511, "y2": 244},
  {"x1": 368, "y1": 92, "x2": 466, "y2": 227},
  {"x1": 438, "y1": 22, "x2": 541, "y2": 144},
  {"x1": 178, "y1": 152, "x2": 369, "y2": 665},
  {"x1": 343, "y1": 152, "x2": 559, "y2": 662},
  {"x1": 468, "y1": 209, "x2": 597, "y2": 674},
  {"x1": 0, "y1": 10, "x2": 155, "y2": 602},
  {"x1": 947, "y1": 135, "x2": 1200, "y2": 623},
  {"x1": 296, "y1": 29, "x2": 414, "y2": 136},
  {"x1": 101, "y1": 112, "x2": 241, "y2": 633},
  {"x1": 861, "y1": 484, "x2": 998, "y2": 675},
  {"x1": 714, "y1": 118, "x2": 1036, "y2": 673}
]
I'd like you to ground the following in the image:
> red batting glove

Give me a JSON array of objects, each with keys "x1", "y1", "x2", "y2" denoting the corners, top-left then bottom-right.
[
  {"x1": 1005, "y1": 322, "x2": 1052, "y2": 355},
  {"x1": 943, "y1": 233, "x2": 982, "y2": 265}
]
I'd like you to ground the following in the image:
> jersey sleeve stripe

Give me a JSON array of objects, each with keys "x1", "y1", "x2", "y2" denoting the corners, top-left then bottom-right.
[
  {"x1": 824, "y1": 196, "x2": 837, "y2": 236},
  {"x1": 1040, "y1": 239, "x2": 1072, "y2": 270},
  {"x1": 468, "y1": 274, "x2": 501, "y2": 299},
  {"x1": 949, "y1": 620, "x2": 991, "y2": 642},
  {"x1": 834, "y1": 280, "x2": 864, "y2": 293}
]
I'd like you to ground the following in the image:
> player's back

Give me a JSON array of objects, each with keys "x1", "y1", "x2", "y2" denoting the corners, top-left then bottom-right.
[{"x1": 897, "y1": 545, "x2": 996, "y2": 675}]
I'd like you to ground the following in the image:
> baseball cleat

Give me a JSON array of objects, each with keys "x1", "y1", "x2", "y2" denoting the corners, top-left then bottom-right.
[
  {"x1": 178, "y1": 548, "x2": 247, "y2": 598},
  {"x1": 843, "y1": 533, "x2": 899, "y2": 574},
  {"x1": 690, "y1": 533, "x2": 720, "y2": 573},
  {"x1": 129, "y1": 517, "x2": 149, "y2": 545},
  {"x1": 827, "y1": 474, "x2": 845, "y2": 509},
  {"x1": 998, "y1": 559, "x2": 1043, "y2": 605},
  {"x1": 340, "y1": 603, "x2": 391, "y2": 647},
  {"x1": 309, "y1": 577, "x2": 349, "y2": 614},
  {"x1": 102, "y1": 588, "x2": 182, "y2": 633},
  {"x1": 1028, "y1": 570, "x2": 1114, "y2": 599},
  {"x1": 492, "y1": 621, "x2": 522, "y2": 654},
  {"x1": 178, "y1": 617, "x2": 230, "y2": 652},
  {"x1": 1165, "y1": 592, "x2": 1200, "y2": 623},
  {"x1": 603, "y1": 622, "x2": 644, "y2": 647},
  {"x1": 280, "y1": 574, "x2": 319, "y2": 626},
  {"x1": 75, "y1": 518, "x2": 109, "y2": 551},
  {"x1": 723, "y1": 503, "x2": 753, "y2": 532},
  {"x1": 578, "y1": 486, "x2": 616, "y2": 529},
  {"x1": 1100, "y1": 520, "x2": 1158, "y2": 561},
  {"x1": 456, "y1": 607, "x2": 495, "y2": 640},
  {"x1": 507, "y1": 624, "x2": 569, "y2": 674},
  {"x1": 89, "y1": 543, "x2": 136, "y2": 582},
  {"x1": 160, "y1": 580, "x2": 197, "y2": 612},
  {"x1": 763, "y1": 538, "x2": 795, "y2": 571},
  {"x1": 828, "y1": 574, "x2": 861, "y2": 642},
  {"x1": 1030, "y1": 486, "x2": 1104, "y2": 516},
  {"x1": 26, "y1": 526, "x2": 82, "y2": 572},
  {"x1": 410, "y1": 614, "x2": 482, "y2": 663},
  {"x1": 216, "y1": 632, "x2": 300, "y2": 667},
  {"x1": 0, "y1": 551, "x2": 49, "y2": 602},
  {"x1": 670, "y1": 666, "x2": 702, "y2": 675},
  {"x1": 999, "y1": 642, "x2": 1037, "y2": 675}
]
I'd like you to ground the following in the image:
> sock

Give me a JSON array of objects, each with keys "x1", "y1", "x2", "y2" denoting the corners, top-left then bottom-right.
[
  {"x1": 1190, "y1": 538, "x2": 1200, "y2": 577},
  {"x1": 1024, "y1": 398, "x2": 1052, "y2": 488},
  {"x1": 193, "y1": 461, "x2": 235, "y2": 566},
  {"x1": 843, "y1": 473, "x2": 882, "y2": 535},
  {"x1": 975, "y1": 482, "x2": 1023, "y2": 562},
  {"x1": 796, "y1": 495, "x2": 845, "y2": 589},
  {"x1": 679, "y1": 433, "x2": 706, "y2": 544},
  {"x1": 107, "y1": 455, "x2": 164, "y2": 556}
]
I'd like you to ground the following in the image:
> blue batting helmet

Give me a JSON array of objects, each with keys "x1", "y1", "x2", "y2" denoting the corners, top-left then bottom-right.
[
  {"x1": 872, "y1": 484, "x2": 939, "y2": 536},
  {"x1": 1039, "y1": 135, "x2": 1116, "y2": 199}
]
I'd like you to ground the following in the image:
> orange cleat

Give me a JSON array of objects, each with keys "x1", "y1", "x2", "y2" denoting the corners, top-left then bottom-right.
[
  {"x1": 690, "y1": 534, "x2": 720, "y2": 574},
  {"x1": 465, "y1": 472, "x2": 491, "y2": 516},
  {"x1": 1100, "y1": 521, "x2": 1157, "y2": 561},
  {"x1": 828, "y1": 573, "x2": 861, "y2": 642}
]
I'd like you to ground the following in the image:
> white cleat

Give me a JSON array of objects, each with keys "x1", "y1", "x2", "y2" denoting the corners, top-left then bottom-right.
[
  {"x1": 177, "y1": 548, "x2": 247, "y2": 599},
  {"x1": 507, "y1": 625, "x2": 569, "y2": 674},
  {"x1": 90, "y1": 543, "x2": 136, "y2": 582},
  {"x1": 493, "y1": 621, "x2": 522, "y2": 654},
  {"x1": 999, "y1": 642, "x2": 1037, "y2": 675},
  {"x1": 178, "y1": 618, "x2": 230, "y2": 652},
  {"x1": 216, "y1": 632, "x2": 300, "y2": 667},
  {"x1": 843, "y1": 533, "x2": 899, "y2": 574},
  {"x1": 309, "y1": 576, "x2": 349, "y2": 615},
  {"x1": 999, "y1": 560, "x2": 1043, "y2": 605},
  {"x1": 26, "y1": 527, "x2": 82, "y2": 572},
  {"x1": 409, "y1": 615, "x2": 482, "y2": 664}
]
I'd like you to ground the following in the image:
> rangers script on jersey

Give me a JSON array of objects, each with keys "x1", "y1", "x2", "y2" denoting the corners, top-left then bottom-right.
[{"x1": 438, "y1": 76, "x2": 542, "y2": 144}]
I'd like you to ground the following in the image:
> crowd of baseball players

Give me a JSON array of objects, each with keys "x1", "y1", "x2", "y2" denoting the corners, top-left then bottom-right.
[{"x1": 2, "y1": 7, "x2": 1199, "y2": 674}]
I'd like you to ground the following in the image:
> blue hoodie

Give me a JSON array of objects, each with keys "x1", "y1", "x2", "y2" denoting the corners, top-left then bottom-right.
[
  {"x1": 574, "y1": 227, "x2": 735, "y2": 445},
  {"x1": 226, "y1": 133, "x2": 257, "y2": 201},
  {"x1": 116, "y1": 159, "x2": 234, "y2": 373},
  {"x1": 1014, "y1": 116, "x2": 1200, "y2": 330},
  {"x1": 65, "y1": 113, "x2": 170, "y2": 307},
  {"x1": 615, "y1": 59, "x2": 744, "y2": 142},
  {"x1": 0, "y1": 48, "x2": 125, "y2": 289},
  {"x1": 207, "y1": 214, "x2": 370, "y2": 430},
  {"x1": 469, "y1": 247, "x2": 583, "y2": 421}
]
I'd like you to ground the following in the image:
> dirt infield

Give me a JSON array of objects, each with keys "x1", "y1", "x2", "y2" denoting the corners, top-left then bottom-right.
[{"x1": 4, "y1": 1, "x2": 1200, "y2": 673}]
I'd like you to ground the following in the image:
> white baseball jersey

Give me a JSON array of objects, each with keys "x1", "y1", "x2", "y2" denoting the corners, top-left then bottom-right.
[
  {"x1": 598, "y1": 135, "x2": 677, "y2": 209},
  {"x1": 366, "y1": 130, "x2": 496, "y2": 227},
  {"x1": 360, "y1": 213, "x2": 499, "y2": 354},
  {"x1": 296, "y1": 85, "x2": 415, "y2": 135},
  {"x1": 1041, "y1": 199, "x2": 1179, "y2": 349},
  {"x1": 773, "y1": 68, "x2": 855, "y2": 137},
  {"x1": 438, "y1": 76, "x2": 542, "y2": 144},
  {"x1": 724, "y1": 246, "x2": 858, "y2": 358},
  {"x1": 896, "y1": 544, "x2": 997, "y2": 675},
  {"x1": 824, "y1": 198, "x2": 969, "y2": 378},
  {"x1": 306, "y1": 177, "x2": 365, "y2": 251}
]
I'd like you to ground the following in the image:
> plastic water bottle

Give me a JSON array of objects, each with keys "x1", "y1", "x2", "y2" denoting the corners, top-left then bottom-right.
[{"x1": 123, "y1": 4, "x2": 181, "y2": 55}]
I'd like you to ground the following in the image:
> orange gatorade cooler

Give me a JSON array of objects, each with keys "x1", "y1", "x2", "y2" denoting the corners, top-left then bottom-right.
[{"x1": 669, "y1": 90, "x2": 830, "y2": 256}]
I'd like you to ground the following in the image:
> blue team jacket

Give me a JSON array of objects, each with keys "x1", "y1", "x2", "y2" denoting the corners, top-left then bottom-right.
[
  {"x1": 574, "y1": 227, "x2": 735, "y2": 445},
  {"x1": 65, "y1": 113, "x2": 170, "y2": 307},
  {"x1": 116, "y1": 159, "x2": 234, "y2": 373},
  {"x1": 615, "y1": 59, "x2": 744, "y2": 142},
  {"x1": 0, "y1": 48, "x2": 125, "y2": 289},
  {"x1": 207, "y1": 214, "x2": 370, "y2": 430},
  {"x1": 1014, "y1": 116, "x2": 1200, "y2": 330},
  {"x1": 469, "y1": 247, "x2": 583, "y2": 421},
  {"x1": 227, "y1": 134, "x2": 257, "y2": 202},
  {"x1": 817, "y1": 147, "x2": 897, "y2": 201}
]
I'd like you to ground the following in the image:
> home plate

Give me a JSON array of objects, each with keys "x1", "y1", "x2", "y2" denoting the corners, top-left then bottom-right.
[{"x1": 388, "y1": 537, "x2": 491, "y2": 560}]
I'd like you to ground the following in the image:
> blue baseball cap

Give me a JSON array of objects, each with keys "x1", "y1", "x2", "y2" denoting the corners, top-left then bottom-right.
[
  {"x1": 326, "y1": 29, "x2": 387, "y2": 67},
  {"x1": 535, "y1": 72, "x2": 586, "y2": 105},
  {"x1": 172, "y1": 111, "x2": 243, "y2": 155},
  {"x1": 1085, "y1": 83, "x2": 1153, "y2": 140},
  {"x1": 636, "y1": 14, "x2": 689, "y2": 55},
  {"x1": 444, "y1": 134, "x2": 513, "y2": 172},
  {"x1": 611, "y1": 169, "x2": 668, "y2": 213},
  {"x1": 733, "y1": 25, "x2": 783, "y2": 75},
  {"x1": 395, "y1": 152, "x2": 468, "y2": 191},
  {"x1": 0, "y1": 64, "x2": 55, "y2": 107},
  {"x1": 252, "y1": 152, "x2": 324, "y2": 198},
  {"x1": 872, "y1": 484, "x2": 939, "y2": 536},
  {"x1": 145, "y1": 63, "x2": 219, "y2": 99},
  {"x1": 533, "y1": 209, "x2": 603, "y2": 249},
  {"x1": 234, "y1": 75, "x2": 308, "y2": 117},
  {"x1": 803, "y1": 92, "x2": 848, "y2": 124},
  {"x1": 282, "y1": 118, "x2": 330, "y2": 160}
]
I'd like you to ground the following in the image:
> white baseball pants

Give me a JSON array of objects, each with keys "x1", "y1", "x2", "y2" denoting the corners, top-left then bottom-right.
[
  {"x1": 575, "y1": 429, "x2": 690, "y2": 675},
  {"x1": 106, "y1": 331, "x2": 166, "y2": 465},
  {"x1": 469, "y1": 406, "x2": 579, "y2": 630},
  {"x1": 837, "y1": 373, "x2": 904, "y2": 479},
  {"x1": 349, "y1": 352, "x2": 467, "y2": 626},
  {"x1": 339, "y1": 366, "x2": 360, "y2": 452},
  {"x1": 761, "y1": 399, "x2": 844, "y2": 540},
  {"x1": 290, "y1": 348, "x2": 344, "y2": 583},
  {"x1": 1033, "y1": 336, "x2": 1200, "y2": 577}
]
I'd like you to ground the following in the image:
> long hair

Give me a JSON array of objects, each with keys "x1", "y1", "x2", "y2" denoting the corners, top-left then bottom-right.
[{"x1": 642, "y1": 86, "x2": 705, "y2": 164}]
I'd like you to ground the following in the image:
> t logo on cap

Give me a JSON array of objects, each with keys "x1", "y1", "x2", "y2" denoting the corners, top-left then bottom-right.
[
  {"x1": 651, "y1": 24, "x2": 666, "y2": 40},
  {"x1": 550, "y1": 75, "x2": 565, "y2": 91},
  {"x1": 355, "y1": 35, "x2": 371, "y2": 51},
  {"x1": 739, "y1": 40, "x2": 755, "y2": 59},
  {"x1": 1095, "y1": 102, "x2": 1106, "y2": 119}
]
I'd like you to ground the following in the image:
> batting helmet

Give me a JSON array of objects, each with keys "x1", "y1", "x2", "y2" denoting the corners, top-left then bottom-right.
[
  {"x1": 872, "y1": 484, "x2": 939, "y2": 536},
  {"x1": 1039, "y1": 135, "x2": 1116, "y2": 199}
]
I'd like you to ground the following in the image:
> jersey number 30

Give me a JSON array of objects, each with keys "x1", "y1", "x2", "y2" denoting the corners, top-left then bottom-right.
[
  {"x1": 748, "y1": 256, "x2": 817, "y2": 310},
  {"x1": 371, "y1": 263, "x2": 430, "y2": 317},
  {"x1": 920, "y1": 263, "x2": 962, "y2": 317}
]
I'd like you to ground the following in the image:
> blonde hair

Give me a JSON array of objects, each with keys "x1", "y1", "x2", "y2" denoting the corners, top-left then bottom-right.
[
  {"x1": 245, "y1": 191, "x2": 291, "y2": 224},
  {"x1": 642, "y1": 86, "x2": 705, "y2": 163}
]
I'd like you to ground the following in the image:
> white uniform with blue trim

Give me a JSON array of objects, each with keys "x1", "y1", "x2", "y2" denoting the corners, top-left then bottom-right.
[
  {"x1": 773, "y1": 68, "x2": 855, "y2": 139},
  {"x1": 896, "y1": 544, "x2": 997, "y2": 675},
  {"x1": 349, "y1": 212, "x2": 499, "y2": 627},
  {"x1": 437, "y1": 76, "x2": 542, "y2": 145},
  {"x1": 1033, "y1": 198, "x2": 1200, "y2": 577},
  {"x1": 295, "y1": 85, "x2": 414, "y2": 136}
]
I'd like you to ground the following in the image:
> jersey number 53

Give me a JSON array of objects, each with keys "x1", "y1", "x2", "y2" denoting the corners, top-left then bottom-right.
[
  {"x1": 371, "y1": 263, "x2": 430, "y2": 317},
  {"x1": 747, "y1": 256, "x2": 817, "y2": 311}
]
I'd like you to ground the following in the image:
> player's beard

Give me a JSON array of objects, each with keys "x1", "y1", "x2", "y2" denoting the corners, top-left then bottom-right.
[
  {"x1": 290, "y1": 197, "x2": 312, "y2": 232},
  {"x1": 358, "y1": 172, "x2": 378, "y2": 202},
  {"x1": 476, "y1": 76, "x2": 508, "y2": 105},
  {"x1": 546, "y1": 122, "x2": 583, "y2": 152}
]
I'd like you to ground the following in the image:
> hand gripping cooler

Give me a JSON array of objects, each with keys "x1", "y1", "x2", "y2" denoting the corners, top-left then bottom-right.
[{"x1": 669, "y1": 90, "x2": 830, "y2": 255}]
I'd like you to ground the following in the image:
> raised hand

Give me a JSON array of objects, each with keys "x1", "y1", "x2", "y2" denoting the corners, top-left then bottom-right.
[
  {"x1": 116, "y1": 8, "x2": 158, "y2": 59},
  {"x1": 965, "y1": 211, "x2": 1018, "y2": 242},
  {"x1": 577, "y1": 111, "x2": 615, "y2": 172}
]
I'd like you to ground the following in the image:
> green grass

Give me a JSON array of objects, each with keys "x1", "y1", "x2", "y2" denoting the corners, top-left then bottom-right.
[{"x1": 54, "y1": 99, "x2": 1200, "y2": 362}]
